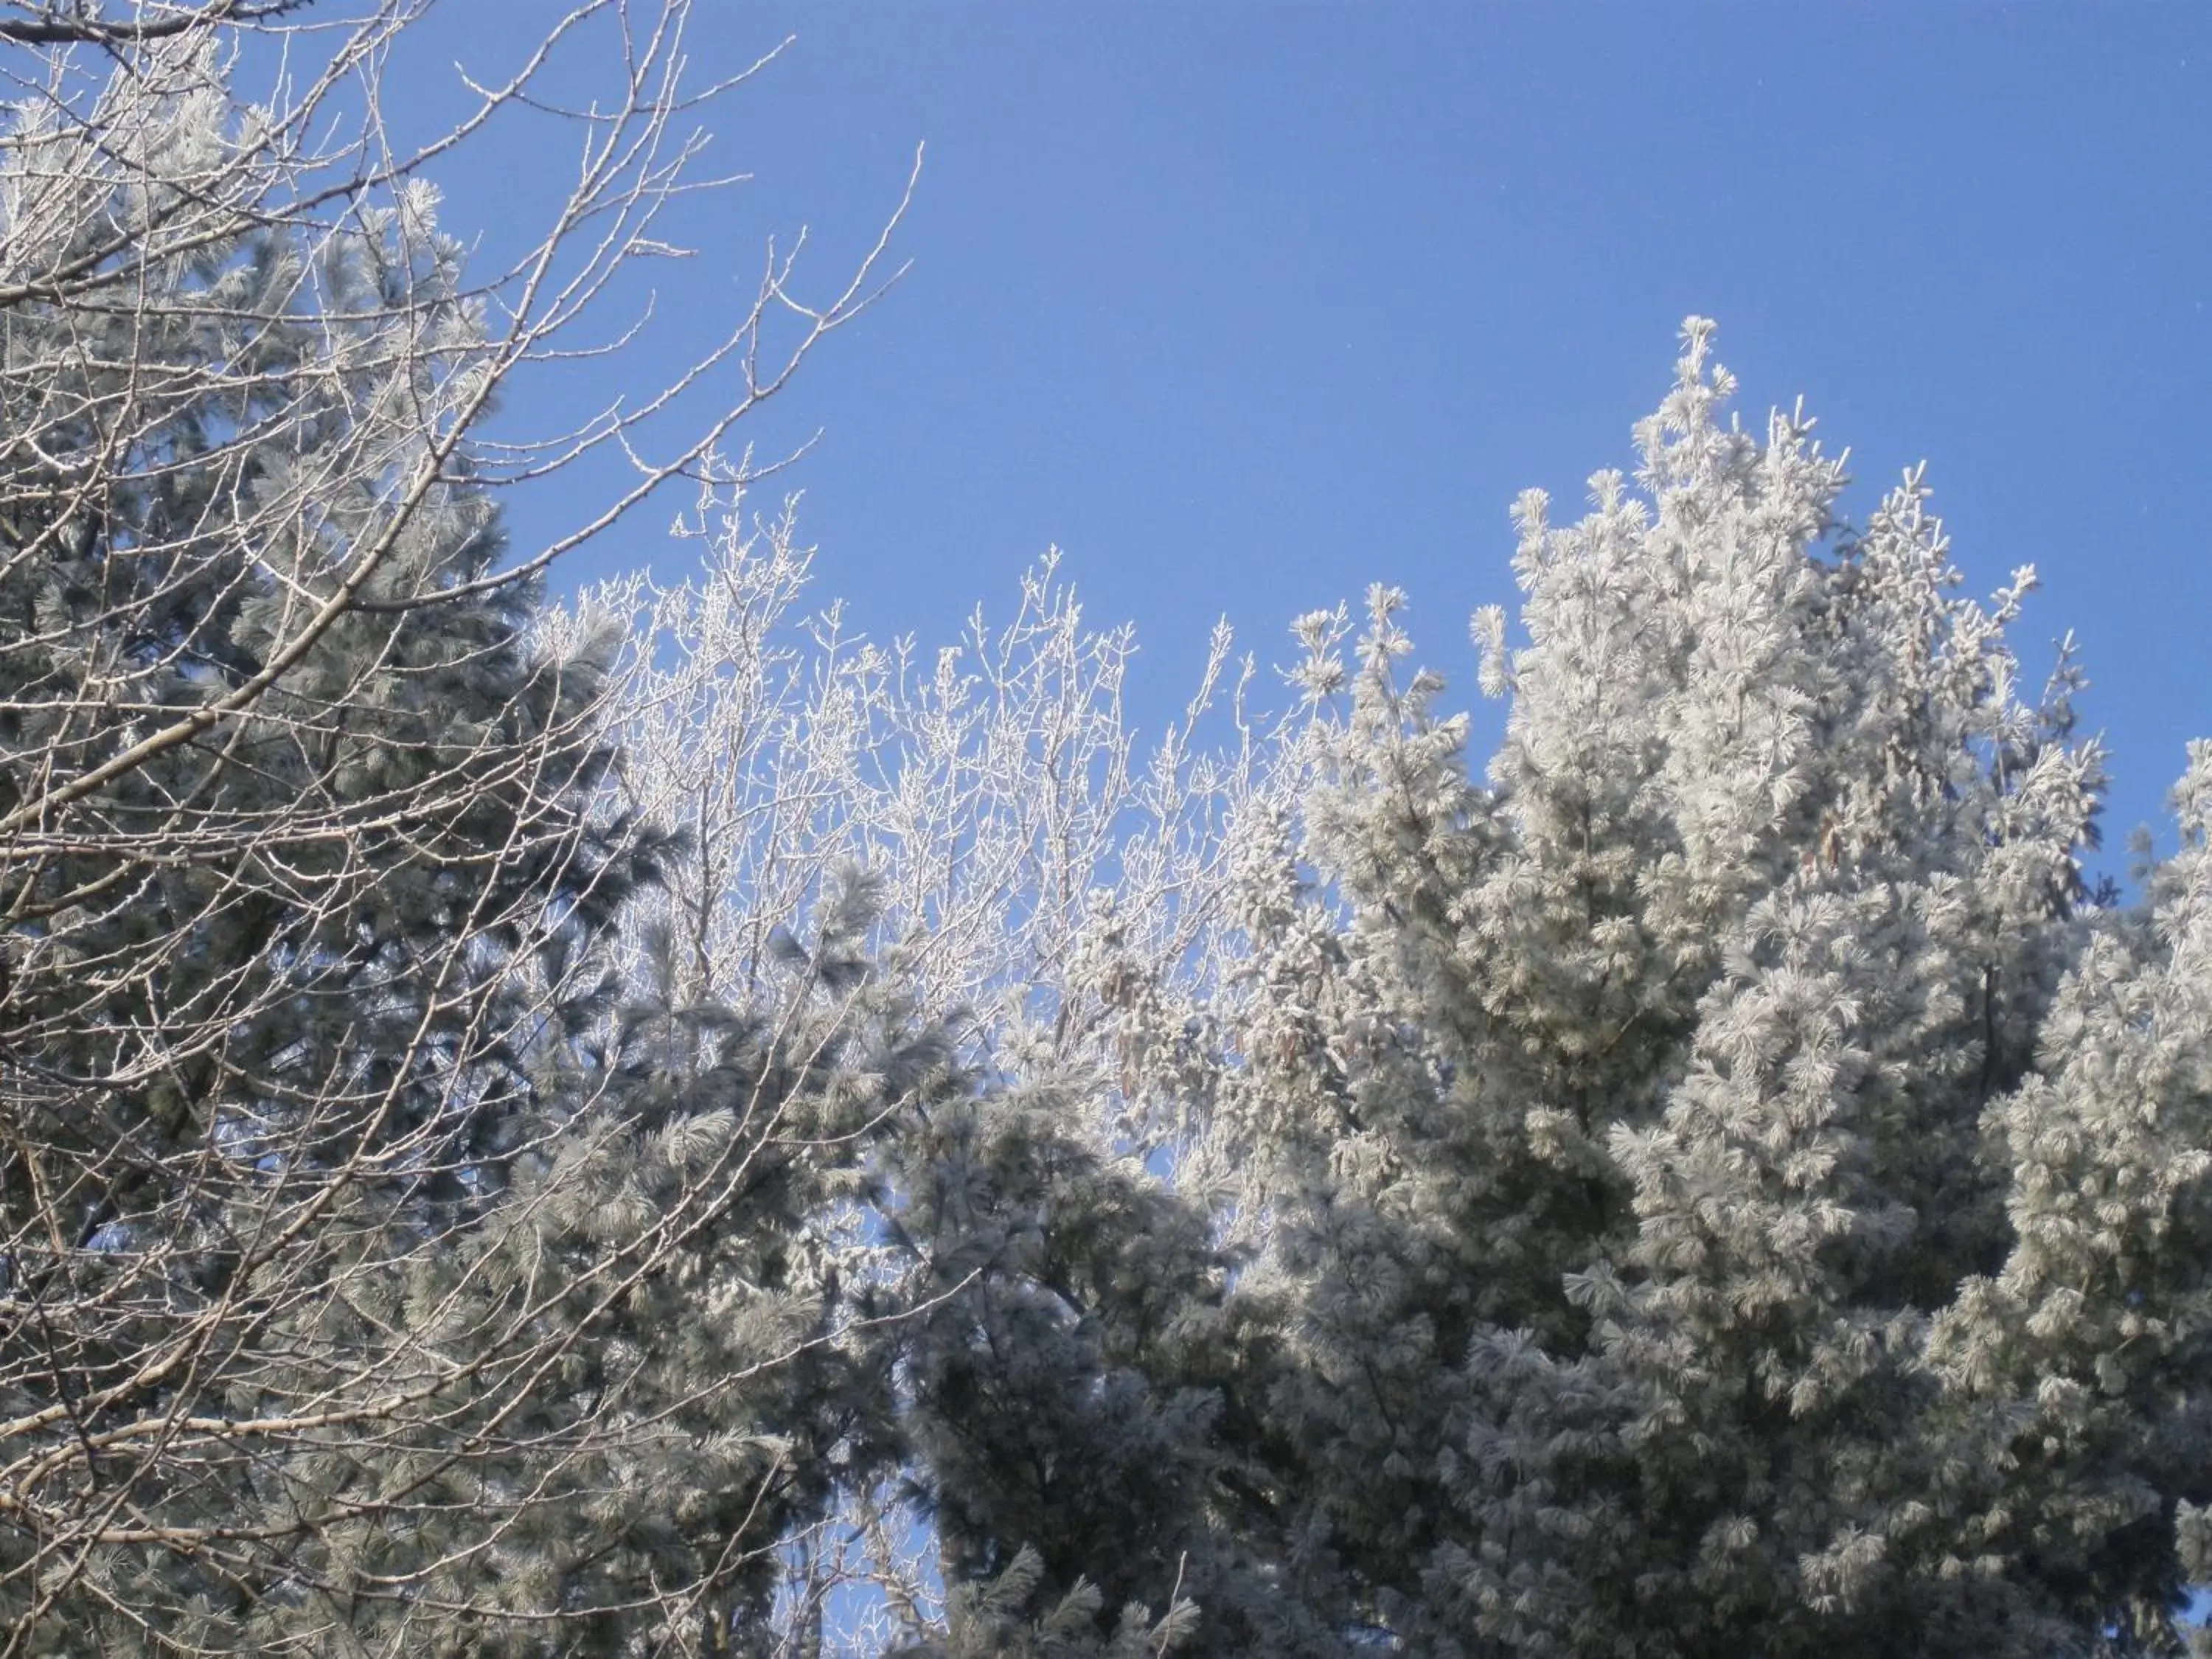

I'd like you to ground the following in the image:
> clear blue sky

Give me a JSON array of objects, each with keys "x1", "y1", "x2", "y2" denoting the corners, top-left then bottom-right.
[{"x1": 396, "y1": 3, "x2": 2209, "y2": 876}]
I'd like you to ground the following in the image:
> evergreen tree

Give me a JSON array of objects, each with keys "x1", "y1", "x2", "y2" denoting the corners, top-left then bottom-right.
[
  {"x1": 879, "y1": 1072, "x2": 1343, "y2": 1657},
  {"x1": 1022, "y1": 319, "x2": 2212, "y2": 1656}
]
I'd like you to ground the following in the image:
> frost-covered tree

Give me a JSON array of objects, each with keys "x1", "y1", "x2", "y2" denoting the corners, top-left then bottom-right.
[
  {"x1": 16, "y1": 4, "x2": 2208, "y2": 1649},
  {"x1": 0, "y1": 4, "x2": 917, "y2": 1652},
  {"x1": 605, "y1": 321, "x2": 2212, "y2": 1659},
  {"x1": 574, "y1": 509, "x2": 1277, "y2": 1086},
  {"x1": 1088, "y1": 319, "x2": 2212, "y2": 1656},
  {"x1": 568, "y1": 496, "x2": 1320, "y2": 1652}
]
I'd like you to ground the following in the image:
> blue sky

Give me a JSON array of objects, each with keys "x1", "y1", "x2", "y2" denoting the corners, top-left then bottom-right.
[{"x1": 397, "y1": 3, "x2": 2209, "y2": 877}]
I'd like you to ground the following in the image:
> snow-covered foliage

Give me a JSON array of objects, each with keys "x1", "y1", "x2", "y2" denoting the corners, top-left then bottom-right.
[
  {"x1": 598, "y1": 319, "x2": 2212, "y2": 1659},
  {"x1": 1034, "y1": 319, "x2": 2210, "y2": 1657},
  {"x1": 567, "y1": 499, "x2": 1298, "y2": 1091},
  {"x1": 7, "y1": 4, "x2": 2211, "y2": 1653}
]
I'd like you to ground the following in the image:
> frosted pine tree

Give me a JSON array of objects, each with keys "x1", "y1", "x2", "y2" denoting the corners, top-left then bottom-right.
[
  {"x1": 1113, "y1": 321, "x2": 2212, "y2": 1655},
  {"x1": 1924, "y1": 744, "x2": 2212, "y2": 1655}
]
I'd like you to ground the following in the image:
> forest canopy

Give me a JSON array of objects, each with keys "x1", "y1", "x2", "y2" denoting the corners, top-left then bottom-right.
[{"x1": 0, "y1": 4, "x2": 2208, "y2": 1657}]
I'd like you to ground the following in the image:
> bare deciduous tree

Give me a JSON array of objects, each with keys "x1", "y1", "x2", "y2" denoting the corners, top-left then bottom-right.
[{"x1": 0, "y1": 3, "x2": 927, "y2": 1651}]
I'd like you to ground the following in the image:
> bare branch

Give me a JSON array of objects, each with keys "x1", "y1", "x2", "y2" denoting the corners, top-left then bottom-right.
[{"x1": 0, "y1": 0, "x2": 309, "y2": 48}]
